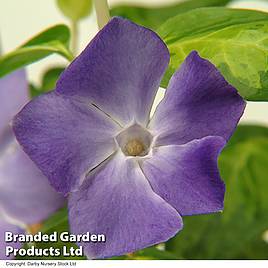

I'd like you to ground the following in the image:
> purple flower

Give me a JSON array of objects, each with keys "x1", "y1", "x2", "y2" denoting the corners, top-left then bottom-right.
[
  {"x1": 0, "y1": 70, "x2": 65, "y2": 259},
  {"x1": 0, "y1": 217, "x2": 23, "y2": 260},
  {"x1": 13, "y1": 18, "x2": 245, "y2": 258}
]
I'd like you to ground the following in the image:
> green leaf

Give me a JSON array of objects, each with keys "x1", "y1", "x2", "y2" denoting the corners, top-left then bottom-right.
[
  {"x1": 111, "y1": 0, "x2": 231, "y2": 30},
  {"x1": 30, "y1": 67, "x2": 65, "y2": 97},
  {"x1": 166, "y1": 124, "x2": 268, "y2": 259},
  {"x1": 227, "y1": 124, "x2": 268, "y2": 146},
  {"x1": 42, "y1": 67, "x2": 65, "y2": 91},
  {"x1": 40, "y1": 206, "x2": 69, "y2": 234},
  {"x1": 22, "y1": 25, "x2": 70, "y2": 47},
  {"x1": 29, "y1": 84, "x2": 40, "y2": 98},
  {"x1": 0, "y1": 25, "x2": 73, "y2": 78},
  {"x1": 158, "y1": 7, "x2": 268, "y2": 101},
  {"x1": 57, "y1": 0, "x2": 92, "y2": 21}
]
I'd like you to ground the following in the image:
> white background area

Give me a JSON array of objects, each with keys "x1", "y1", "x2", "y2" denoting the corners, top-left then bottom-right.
[
  {"x1": 1, "y1": 260, "x2": 268, "y2": 268},
  {"x1": 0, "y1": 0, "x2": 268, "y2": 125}
]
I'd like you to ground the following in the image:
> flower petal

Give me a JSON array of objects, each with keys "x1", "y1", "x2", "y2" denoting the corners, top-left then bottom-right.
[
  {"x1": 56, "y1": 17, "x2": 169, "y2": 126},
  {"x1": 13, "y1": 92, "x2": 120, "y2": 195},
  {"x1": 0, "y1": 138, "x2": 65, "y2": 224},
  {"x1": 141, "y1": 136, "x2": 226, "y2": 216},
  {"x1": 149, "y1": 51, "x2": 246, "y2": 146},
  {"x1": 68, "y1": 152, "x2": 182, "y2": 259},
  {"x1": 0, "y1": 70, "x2": 28, "y2": 138},
  {"x1": 0, "y1": 217, "x2": 23, "y2": 260}
]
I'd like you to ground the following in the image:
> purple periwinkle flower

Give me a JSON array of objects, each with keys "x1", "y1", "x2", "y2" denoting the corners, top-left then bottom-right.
[
  {"x1": 13, "y1": 18, "x2": 245, "y2": 258},
  {"x1": 0, "y1": 70, "x2": 65, "y2": 259}
]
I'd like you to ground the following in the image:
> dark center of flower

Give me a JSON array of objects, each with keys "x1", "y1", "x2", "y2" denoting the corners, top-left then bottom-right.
[{"x1": 116, "y1": 123, "x2": 153, "y2": 157}]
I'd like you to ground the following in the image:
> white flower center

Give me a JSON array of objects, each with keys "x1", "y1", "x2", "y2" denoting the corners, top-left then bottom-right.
[{"x1": 116, "y1": 123, "x2": 153, "y2": 157}]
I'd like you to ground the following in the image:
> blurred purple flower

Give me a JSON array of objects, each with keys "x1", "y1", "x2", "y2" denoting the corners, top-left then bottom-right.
[
  {"x1": 0, "y1": 70, "x2": 65, "y2": 259},
  {"x1": 13, "y1": 18, "x2": 245, "y2": 258},
  {"x1": 0, "y1": 217, "x2": 23, "y2": 260}
]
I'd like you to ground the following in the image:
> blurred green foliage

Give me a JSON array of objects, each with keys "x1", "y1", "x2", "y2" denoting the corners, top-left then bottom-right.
[
  {"x1": 158, "y1": 7, "x2": 268, "y2": 101},
  {"x1": 0, "y1": 25, "x2": 72, "y2": 78},
  {"x1": 56, "y1": 0, "x2": 92, "y2": 22},
  {"x1": 111, "y1": 0, "x2": 232, "y2": 30},
  {"x1": 110, "y1": 247, "x2": 181, "y2": 260},
  {"x1": 30, "y1": 67, "x2": 65, "y2": 97}
]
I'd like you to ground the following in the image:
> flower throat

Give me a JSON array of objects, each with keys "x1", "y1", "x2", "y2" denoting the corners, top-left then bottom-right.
[{"x1": 116, "y1": 123, "x2": 153, "y2": 157}]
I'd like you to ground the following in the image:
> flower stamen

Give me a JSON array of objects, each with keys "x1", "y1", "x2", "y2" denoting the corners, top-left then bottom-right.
[
  {"x1": 115, "y1": 123, "x2": 153, "y2": 157},
  {"x1": 125, "y1": 139, "x2": 145, "y2": 156}
]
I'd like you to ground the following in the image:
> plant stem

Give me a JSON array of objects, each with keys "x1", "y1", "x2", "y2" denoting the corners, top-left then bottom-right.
[
  {"x1": 93, "y1": 0, "x2": 110, "y2": 30},
  {"x1": 71, "y1": 20, "x2": 78, "y2": 56}
]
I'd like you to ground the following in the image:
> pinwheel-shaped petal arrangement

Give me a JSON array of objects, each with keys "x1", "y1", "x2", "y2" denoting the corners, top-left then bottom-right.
[
  {"x1": 13, "y1": 18, "x2": 246, "y2": 259},
  {"x1": 0, "y1": 70, "x2": 65, "y2": 259}
]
